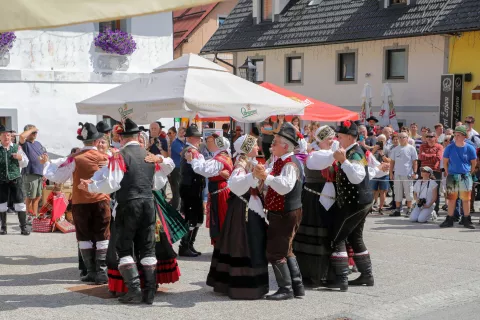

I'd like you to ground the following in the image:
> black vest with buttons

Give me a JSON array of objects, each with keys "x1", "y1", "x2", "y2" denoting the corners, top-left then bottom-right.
[
  {"x1": 336, "y1": 144, "x2": 373, "y2": 208},
  {"x1": 116, "y1": 144, "x2": 155, "y2": 203},
  {"x1": 180, "y1": 146, "x2": 205, "y2": 188}
]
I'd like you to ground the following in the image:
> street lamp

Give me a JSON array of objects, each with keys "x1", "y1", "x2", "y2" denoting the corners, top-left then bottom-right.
[{"x1": 238, "y1": 58, "x2": 257, "y2": 82}]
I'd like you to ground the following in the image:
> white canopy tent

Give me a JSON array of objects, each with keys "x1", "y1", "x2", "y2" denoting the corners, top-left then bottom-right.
[{"x1": 76, "y1": 54, "x2": 305, "y2": 123}]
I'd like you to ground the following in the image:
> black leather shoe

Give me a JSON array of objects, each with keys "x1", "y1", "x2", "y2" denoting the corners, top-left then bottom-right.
[
  {"x1": 463, "y1": 216, "x2": 475, "y2": 229},
  {"x1": 440, "y1": 216, "x2": 454, "y2": 228}
]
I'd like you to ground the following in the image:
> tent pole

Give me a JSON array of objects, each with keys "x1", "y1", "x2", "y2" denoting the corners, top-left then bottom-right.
[{"x1": 229, "y1": 117, "x2": 235, "y2": 154}]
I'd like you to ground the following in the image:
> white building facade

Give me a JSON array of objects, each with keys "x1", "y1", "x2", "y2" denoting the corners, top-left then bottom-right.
[
  {"x1": 0, "y1": 13, "x2": 173, "y2": 156},
  {"x1": 234, "y1": 35, "x2": 448, "y2": 128}
]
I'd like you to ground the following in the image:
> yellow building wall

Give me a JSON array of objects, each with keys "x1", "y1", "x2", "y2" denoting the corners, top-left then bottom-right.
[{"x1": 449, "y1": 31, "x2": 480, "y2": 128}]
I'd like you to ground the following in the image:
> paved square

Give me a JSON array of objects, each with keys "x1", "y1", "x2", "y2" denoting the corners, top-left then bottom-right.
[{"x1": 1, "y1": 210, "x2": 479, "y2": 320}]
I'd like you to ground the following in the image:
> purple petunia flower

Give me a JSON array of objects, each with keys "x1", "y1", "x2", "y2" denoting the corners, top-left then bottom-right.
[
  {"x1": 0, "y1": 32, "x2": 16, "y2": 53},
  {"x1": 94, "y1": 29, "x2": 136, "y2": 55}
]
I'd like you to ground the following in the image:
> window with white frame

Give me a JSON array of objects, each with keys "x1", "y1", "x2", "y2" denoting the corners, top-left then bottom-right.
[
  {"x1": 385, "y1": 47, "x2": 408, "y2": 80},
  {"x1": 286, "y1": 56, "x2": 302, "y2": 84},
  {"x1": 337, "y1": 52, "x2": 356, "y2": 82}
]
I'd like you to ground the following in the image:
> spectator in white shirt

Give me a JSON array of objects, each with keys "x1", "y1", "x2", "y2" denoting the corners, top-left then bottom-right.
[
  {"x1": 434, "y1": 123, "x2": 445, "y2": 145},
  {"x1": 389, "y1": 132, "x2": 418, "y2": 217},
  {"x1": 410, "y1": 167, "x2": 438, "y2": 223}
]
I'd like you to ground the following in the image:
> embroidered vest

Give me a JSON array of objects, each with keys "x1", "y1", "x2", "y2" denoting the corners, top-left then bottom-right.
[
  {"x1": 336, "y1": 144, "x2": 373, "y2": 208},
  {"x1": 265, "y1": 155, "x2": 304, "y2": 212},
  {"x1": 0, "y1": 144, "x2": 21, "y2": 182}
]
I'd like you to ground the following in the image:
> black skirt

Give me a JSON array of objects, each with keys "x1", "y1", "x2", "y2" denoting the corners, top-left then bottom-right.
[
  {"x1": 206, "y1": 194, "x2": 269, "y2": 300},
  {"x1": 292, "y1": 182, "x2": 334, "y2": 284}
]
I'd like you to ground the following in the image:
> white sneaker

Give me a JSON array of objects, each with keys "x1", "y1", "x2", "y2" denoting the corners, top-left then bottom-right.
[{"x1": 431, "y1": 211, "x2": 438, "y2": 222}]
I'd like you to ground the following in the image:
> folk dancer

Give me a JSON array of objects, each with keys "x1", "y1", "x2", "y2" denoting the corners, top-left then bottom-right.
[
  {"x1": 79, "y1": 118, "x2": 173, "y2": 305},
  {"x1": 293, "y1": 125, "x2": 337, "y2": 286},
  {"x1": 185, "y1": 134, "x2": 233, "y2": 245},
  {"x1": 178, "y1": 124, "x2": 206, "y2": 257},
  {"x1": 206, "y1": 134, "x2": 269, "y2": 300},
  {"x1": 0, "y1": 125, "x2": 30, "y2": 235},
  {"x1": 43, "y1": 123, "x2": 111, "y2": 285},
  {"x1": 327, "y1": 120, "x2": 374, "y2": 291},
  {"x1": 253, "y1": 122, "x2": 305, "y2": 301}
]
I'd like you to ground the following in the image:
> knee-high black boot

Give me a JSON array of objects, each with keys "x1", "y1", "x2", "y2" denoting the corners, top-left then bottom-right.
[
  {"x1": 286, "y1": 257, "x2": 305, "y2": 298},
  {"x1": 348, "y1": 254, "x2": 374, "y2": 286},
  {"x1": 179, "y1": 230, "x2": 198, "y2": 257},
  {"x1": 0, "y1": 212, "x2": 7, "y2": 235},
  {"x1": 142, "y1": 264, "x2": 157, "y2": 305},
  {"x1": 118, "y1": 263, "x2": 143, "y2": 304},
  {"x1": 79, "y1": 249, "x2": 97, "y2": 283},
  {"x1": 327, "y1": 255, "x2": 349, "y2": 292},
  {"x1": 266, "y1": 261, "x2": 294, "y2": 301},
  {"x1": 17, "y1": 211, "x2": 30, "y2": 235},
  {"x1": 189, "y1": 227, "x2": 201, "y2": 255},
  {"x1": 95, "y1": 248, "x2": 108, "y2": 284},
  {"x1": 78, "y1": 248, "x2": 87, "y2": 277}
]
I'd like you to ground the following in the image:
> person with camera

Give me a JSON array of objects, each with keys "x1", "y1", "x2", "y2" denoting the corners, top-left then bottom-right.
[
  {"x1": 410, "y1": 167, "x2": 438, "y2": 223},
  {"x1": 418, "y1": 131, "x2": 443, "y2": 214}
]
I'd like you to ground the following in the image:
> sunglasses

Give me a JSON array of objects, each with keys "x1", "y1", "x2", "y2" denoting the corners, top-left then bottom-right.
[
  {"x1": 426, "y1": 135, "x2": 435, "y2": 138},
  {"x1": 32, "y1": 131, "x2": 38, "y2": 134},
  {"x1": 465, "y1": 120, "x2": 472, "y2": 124},
  {"x1": 167, "y1": 132, "x2": 173, "y2": 135}
]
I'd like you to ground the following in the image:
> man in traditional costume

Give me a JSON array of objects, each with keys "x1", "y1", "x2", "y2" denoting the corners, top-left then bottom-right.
[
  {"x1": 327, "y1": 120, "x2": 374, "y2": 291},
  {"x1": 206, "y1": 134, "x2": 269, "y2": 300},
  {"x1": 80, "y1": 118, "x2": 173, "y2": 305},
  {"x1": 178, "y1": 124, "x2": 205, "y2": 257},
  {"x1": 0, "y1": 125, "x2": 30, "y2": 235},
  {"x1": 253, "y1": 122, "x2": 305, "y2": 301},
  {"x1": 293, "y1": 125, "x2": 337, "y2": 286},
  {"x1": 44, "y1": 123, "x2": 111, "y2": 285},
  {"x1": 185, "y1": 134, "x2": 233, "y2": 245}
]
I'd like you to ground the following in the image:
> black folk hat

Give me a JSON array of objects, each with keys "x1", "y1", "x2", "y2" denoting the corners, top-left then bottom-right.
[
  {"x1": 96, "y1": 120, "x2": 113, "y2": 134},
  {"x1": 336, "y1": 120, "x2": 358, "y2": 137},
  {"x1": 119, "y1": 118, "x2": 142, "y2": 136},
  {"x1": 276, "y1": 122, "x2": 299, "y2": 147},
  {"x1": 185, "y1": 124, "x2": 202, "y2": 138},
  {"x1": 77, "y1": 122, "x2": 104, "y2": 141},
  {"x1": 366, "y1": 116, "x2": 379, "y2": 123}
]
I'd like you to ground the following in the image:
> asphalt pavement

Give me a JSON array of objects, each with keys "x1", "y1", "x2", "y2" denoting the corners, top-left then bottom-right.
[{"x1": 1, "y1": 203, "x2": 480, "y2": 320}]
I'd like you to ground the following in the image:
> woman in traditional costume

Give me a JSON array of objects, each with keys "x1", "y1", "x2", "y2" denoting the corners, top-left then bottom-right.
[
  {"x1": 293, "y1": 125, "x2": 337, "y2": 286},
  {"x1": 206, "y1": 134, "x2": 269, "y2": 300},
  {"x1": 105, "y1": 127, "x2": 185, "y2": 296}
]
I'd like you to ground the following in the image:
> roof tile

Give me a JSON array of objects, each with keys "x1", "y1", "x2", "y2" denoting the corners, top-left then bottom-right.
[{"x1": 202, "y1": 0, "x2": 480, "y2": 53}]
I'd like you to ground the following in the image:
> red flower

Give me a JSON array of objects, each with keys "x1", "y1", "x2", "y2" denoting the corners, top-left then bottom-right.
[
  {"x1": 296, "y1": 132, "x2": 304, "y2": 139},
  {"x1": 343, "y1": 120, "x2": 351, "y2": 128},
  {"x1": 77, "y1": 128, "x2": 82, "y2": 135}
]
